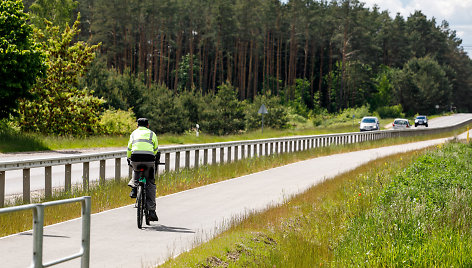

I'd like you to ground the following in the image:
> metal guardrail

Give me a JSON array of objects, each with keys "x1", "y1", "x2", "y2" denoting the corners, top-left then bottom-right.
[
  {"x1": 1, "y1": 116, "x2": 471, "y2": 207},
  {"x1": 0, "y1": 196, "x2": 91, "y2": 268}
]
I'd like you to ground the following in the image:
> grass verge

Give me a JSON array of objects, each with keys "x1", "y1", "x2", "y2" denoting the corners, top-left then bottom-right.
[
  {"x1": 0, "y1": 126, "x2": 470, "y2": 238},
  {"x1": 0, "y1": 124, "x2": 362, "y2": 152},
  {"x1": 159, "y1": 141, "x2": 472, "y2": 267}
]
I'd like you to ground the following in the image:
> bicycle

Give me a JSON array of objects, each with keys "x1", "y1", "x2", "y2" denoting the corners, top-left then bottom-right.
[{"x1": 131, "y1": 161, "x2": 165, "y2": 229}]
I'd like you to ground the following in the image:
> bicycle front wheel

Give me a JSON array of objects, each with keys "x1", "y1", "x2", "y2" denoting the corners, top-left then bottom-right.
[{"x1": 137, "y1": 185, "x2": 144, "y2": 229}]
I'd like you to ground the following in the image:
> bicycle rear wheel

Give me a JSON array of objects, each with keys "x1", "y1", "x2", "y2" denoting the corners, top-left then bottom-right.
[{"x1": 137, "y1": 185, "x2": 144, "y2": 229}]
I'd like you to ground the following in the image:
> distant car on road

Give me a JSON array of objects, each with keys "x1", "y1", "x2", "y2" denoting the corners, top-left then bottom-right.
[
  {"x1": 360, "y1": 116, "x2": 379, "y2": 131},
  {"x1": 415, "y1": 115, "x2": 428, "y2": 127},
  {"x1": 392, "y1": 118, "x2": 411, "y2": 130}
]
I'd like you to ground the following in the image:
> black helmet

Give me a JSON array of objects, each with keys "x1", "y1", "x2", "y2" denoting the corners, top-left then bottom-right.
[{"x1": 137, "y1": 118, "x2": 149, "y2": 127}]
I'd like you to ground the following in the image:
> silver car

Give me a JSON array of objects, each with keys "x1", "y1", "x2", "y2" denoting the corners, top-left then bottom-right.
[
  {"x1": 360, "y1": 116, "x2": 379, "y2": 131},
  {"x1": 392, "y1": 118, "x2": 411, "y2": 130}
]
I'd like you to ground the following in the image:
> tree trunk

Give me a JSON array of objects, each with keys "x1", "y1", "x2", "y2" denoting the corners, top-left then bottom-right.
[{"x1": 174, "y1": 30, "x2": 183, "y2": 92}]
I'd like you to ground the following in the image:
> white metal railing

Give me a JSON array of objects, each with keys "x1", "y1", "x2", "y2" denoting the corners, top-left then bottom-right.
[
  {"x1": 1, "y1": 116, "x2": 471, "y2": 207},
  {"x1": 0, "y1": 196, "x2": 91, "y2": 267}
]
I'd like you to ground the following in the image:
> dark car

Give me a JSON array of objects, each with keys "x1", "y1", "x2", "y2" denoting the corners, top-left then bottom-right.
[{"x1": 415, "y1": 115, "x2": 428, "y2": 127}]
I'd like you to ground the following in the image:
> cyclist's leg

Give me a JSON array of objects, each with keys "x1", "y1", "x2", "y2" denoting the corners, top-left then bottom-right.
[
  {"x1": 128, "y1": 165, "x2": 138, "y2": 188},
  {"x1": 145, "y1": 167, "x2": 157, "y2": 211}
]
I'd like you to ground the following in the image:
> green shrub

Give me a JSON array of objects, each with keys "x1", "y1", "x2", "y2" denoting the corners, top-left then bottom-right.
[
  {"x1": 138, "y1": 85, "x2": 188, "y2": 134},
  {"x1": 199, "y1": 82, "x2": 245, "y2": 135},
  {"x1": 245, "y1": 94, "x2": 289, "y2": 130},
  {"x1": 311, "y1": 106, "x2": 371, "y2": 127},
  {"x1": 376, "y1": 104, "x2": 405, "y2": 118},
  {"x1": 99, "y1": 109, "x2": 136, "y2": 135}
]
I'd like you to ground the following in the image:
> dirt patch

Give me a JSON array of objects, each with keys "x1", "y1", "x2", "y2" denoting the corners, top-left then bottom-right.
[{"x1": 202, "y1": 256, "x2": 228, "y2": 268}]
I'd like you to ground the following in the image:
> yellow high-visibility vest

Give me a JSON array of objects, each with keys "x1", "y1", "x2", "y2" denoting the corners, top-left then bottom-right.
[{"x1": 127, "y1": 127, "x2": 158, "y2": 158}]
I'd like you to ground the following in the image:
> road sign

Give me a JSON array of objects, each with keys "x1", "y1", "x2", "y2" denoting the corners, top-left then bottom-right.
[
  {"x1": 258, "y1": 104, "x2": 268, "y2": 133},
  {"x1": 258, "y1": 104, "x2": 268, "y2": 114}
]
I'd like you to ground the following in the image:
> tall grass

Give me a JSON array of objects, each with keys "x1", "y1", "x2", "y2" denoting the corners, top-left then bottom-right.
[
  {"x1": 160, "y1": 142, "x2": 472, "y2": 267},
  {"x1": 0, "y1": 130, "x2": 48, "y2": 152}
]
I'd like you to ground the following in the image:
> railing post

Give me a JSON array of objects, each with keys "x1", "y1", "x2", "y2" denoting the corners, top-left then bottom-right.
[
  {"x1": 234, "y1": 146, "x2": 238, "y2": 161},
  {"x1": 264, "y1": 143, "x2": 268, "y2": 156},
  {"x1": 65, "y1": 164, "x2": 72, "y2": 191},
  {"x1": 23, "y1": 168, "x2": 30, "y2": 204},
  {"x1": 165, "y1": 153, "x2": 170, "y2": 172},
  {"x1": 247, "y1": 144, "x2": 252, "y2": 158},
  {"x1": 115, "y1": 158, "x2": 121, "y2": 182},
  {"x1": 227, "y1": 147, "x2": 232, "y2": 163},
  {"x1": 204, "y1": 149, "x2": 208, "y2": 165},
  {"x1": 275, "y1": 142, "x2": 279, "y2": 154},
  {"x1": 0, "y1": 171, "x2": 4, "y2": 207},
  {"x1": 220, "y1": 147, "x2": 224, "y2": 164},
  {"x1": 83, "y1": 162, "x2": 90, "y2": 191},
  {"x1": 81, "y1": 196, "x2": 91, "y2": 268},
  {"x1": 175, "y1": 152, "x2": 180, "y2": 172},
  {"x1": 45, "y1": 166, "x2": 52, "y2": 198},
  {"x1": 253, "y1": 144, "x2": 258, "y2": 157},
  {"x1": 185, "y1": 151, "x2": 190, "y2": 169},
  {"x1": 241, "y1": 145, "x2": 245, "y2": 159},
  {"x1": 212, "y1": 148, "x2": 217, "y2": 165},
  {"x1": 195, "y1": 150, "x2": 200, "y2": 168},
  {"x1": 259, "y1": 143, "x2": 263, "y2": 156},
  {"x1": 99, "y1": 160, "x2": 106, "y2": 185},
  {"x1": 32, "y1": 204, "x2": 44, "y2": 268}
]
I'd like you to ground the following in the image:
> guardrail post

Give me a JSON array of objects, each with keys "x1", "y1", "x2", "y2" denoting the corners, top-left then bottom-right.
[
  {"x1": 241, "y1": 145, "x2": 245, "y2": 159},
  {"x1": 23, "y1": 168, "x2": 30, "y2": 203},
  {"x1": 0, "y1": 171, "x2": 4, "y2": 207},
  {"x1": 82, "y1": 196, "x2": 91, "y2": 268},
  {"x1": 264, "y1": 143, "x2": 268, "y2": 156},
  {"x1": 227, "y1": 147, "x2": 232, "y2": 163},
  {"x1": 115, "y1": 158, "x2": 121, "y2": 182},
  {"x1": 165, "y1": 153, "x2": 170, "y2": 172},
  {"x1": 259, "y1": 143, "x2": 263, "y2": 156},
  {"x1": 253, "y1": 144, "x2": 258, "y2": 157},
  {"x1": 247, "y1": 144, "x2": 252, "y2": 158},
  {"x1": 234, "y1": 146, "x2": 238, "y2": 161},
  {"x1": 83, "y1": 162, "x2": 90, "y2": 190},
  {"x1": 220, "y1": 147, "x2": 224, "y2": 164},
  {"x1": 175, "y1": 152, "x2": 180, "y2": 172},
  {"x1": 185, "y1": 151, "x2": 190, "y2": 169},
  {"x1": 212, "y1": 148, "x2": 217, "y2": 165},
  {"x1": 204, "y1": 149, "x2": 208, "y2": 165},
  {"x1": 45, "y1": 166, "x2": 52, "y2": 198},
  {"x1": 99, "y1": 160, "x2": 106, "y2": 185},
  {"x1": 275, "y1": 142, "x2": 279, "y2": 154},
  {"x1": 32, "y1": 204, "x2": 45, "y2": 268},
  {"x1": 65, "y1": 164, "x2": 72, "y2": 191},
  {"x1": 195, "y1": 150, "x2": 200, "y2": 168}
]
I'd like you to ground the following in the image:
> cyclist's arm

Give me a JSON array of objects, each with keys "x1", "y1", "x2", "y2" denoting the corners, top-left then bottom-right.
[{"x1": 127, "y1": 133, "x2": 133, "y2": 159}]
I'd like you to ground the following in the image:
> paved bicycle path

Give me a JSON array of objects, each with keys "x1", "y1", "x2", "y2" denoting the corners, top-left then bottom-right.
[{"x1": 0, "y1": 132, "x2": 468, "y2": 267}]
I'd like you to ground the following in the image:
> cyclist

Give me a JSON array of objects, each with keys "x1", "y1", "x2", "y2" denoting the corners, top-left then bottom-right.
[{"x1": 127, "y1": 118, "x2": 160, "y2": 221}]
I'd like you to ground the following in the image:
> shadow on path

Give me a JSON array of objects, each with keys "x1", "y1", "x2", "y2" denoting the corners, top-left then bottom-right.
[
  {"x1": 19, "y1": 232, "x2": 70, "y2": 238},
  {"x1": 143, "y1": 224, "x2": 195, "y2": 233}
]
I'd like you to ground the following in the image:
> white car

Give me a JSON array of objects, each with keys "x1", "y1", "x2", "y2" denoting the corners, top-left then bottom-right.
[
  {"x1": 392, "y1": 118, "x2": 411, "y2": 130},
  {"x1": 359, "y1": 116, "x2": 379, "y2": 131}
]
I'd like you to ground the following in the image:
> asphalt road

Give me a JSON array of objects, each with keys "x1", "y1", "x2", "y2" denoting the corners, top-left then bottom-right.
[
  {"x1": 1, "y1": 113, "x2": 471, "y2": 199},
  {"x1": 0, "y1": 130, "x2": 469, "y2": 267}
]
